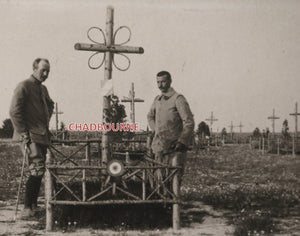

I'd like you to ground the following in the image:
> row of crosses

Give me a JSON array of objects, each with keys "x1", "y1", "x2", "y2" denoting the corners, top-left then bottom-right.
[{"x1": 267, "y1": 103, "x2": 300, "y2": 137}]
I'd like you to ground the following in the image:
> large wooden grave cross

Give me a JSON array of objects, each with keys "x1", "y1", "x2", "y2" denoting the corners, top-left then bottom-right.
[
  {"x1": 289, "y1": 102, "x2": 300, "y2": 138},
  {"x1": 53, "y1": 102, "x2": 64, "y2": 137},
  {"x1": 268, "y1": 109, "x2": 280, "y2": 135},
  {"x1": 121, "y1": 82, "x2": 144, "y2": 123},
  {"x1": 74, "y1": 6, "x2": 144, "y2": 163},
  {"x1": 205, "y1": 111, "x2": 218, "y2": 134}
]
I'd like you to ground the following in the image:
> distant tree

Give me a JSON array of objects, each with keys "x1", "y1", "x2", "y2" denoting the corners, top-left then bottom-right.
[
  {"x1": 106, "y1": 95, "x2": 128, "y2": 141},
  {"x1": 262, "y1": 129, "x2": 266, "y2": 138},
  {"x1": 266, "y1": 128, "x2": 270, "y2": 138},
  {"x1": 60, "y1": 121, "x2": 66, "y2": 131},
  {"x1": 252, "y1": 127, "x2": 261, "y2": 138},
  {"x1": 196, "y1": 121, "x2": 210, "y2": 138},
  {"x1": 109, "y1": 95, "x2": 127, "y2": 123},
  {"x1": 221, "y1": 128, "x2": 227, "y2": 138},
  {"x1": 281, "y1": 119, "x2": 291, "y2": 139},
  {"x1": 0, "y1": 118, "x2": 14, "y2": 138}
]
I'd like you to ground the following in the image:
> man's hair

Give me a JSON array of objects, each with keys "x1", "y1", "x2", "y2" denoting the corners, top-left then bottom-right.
[
  {"x1": 33, "y1": 58, "x2": 50, "y2": 70},
  {"x1": 157, "y1": 71, "x2": 172, "y2": 82}
]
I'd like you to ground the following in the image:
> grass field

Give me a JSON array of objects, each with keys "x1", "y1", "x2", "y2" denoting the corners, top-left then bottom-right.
[{"x1": 0, "y1": 141, "x2": 299, "y2": 235}]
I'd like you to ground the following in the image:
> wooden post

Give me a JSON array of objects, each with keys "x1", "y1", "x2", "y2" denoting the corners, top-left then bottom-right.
[
  {"x1": 121, "y1": 82, "x2": 144, "y2": 124},
  {"x1": 172, "y1": 154, "x2": 180, "y2": 230},
  {"x1": 289, "y1": 102, "x2": 300, "y2": 139},
  {"x1": 205, "y1": 111, "x2": 218, "y2": 134},
  {"x1": 292, "y1": 134, "x2": 295, "y2": 157},
  {"x1": 249, "y1": 136, "x2": 252, "y2": 150},
  {"x1": 228, "y1": 121, "x2": 235, "y2": 142},
  {"x1": 277, "y1": 138, "x2": 280, "y2": 155},
  {"x1": 262, "y1": 137, "x2": 265, "y2": 154},
  {"x1": 142, "y1": 169, "x2": 146, "y2": 200},
  {"x1": 268, "y1": 109, "x2": 280, "y2": 136},
  {"x1": 101, "y1": 6, "x2": 114, "y2": 166},
  {"x1": 53, "y1": 102, "x2": 64, "y2": 138},
  {"x1": 259, "y1": 137, "x2": 261, "y2": 151},
  {"x1": 45, "y1": 149, "x2": 53, "y2": 231},
  {"x1": 82, "y1": 135, "x2": 90, "y2": 201},
  {"x1": 125, "y1": 151, "x2": 130, "y2": 164},
  {"x1": 146, "y1": 127, "x2": 152, "y2": 154}
]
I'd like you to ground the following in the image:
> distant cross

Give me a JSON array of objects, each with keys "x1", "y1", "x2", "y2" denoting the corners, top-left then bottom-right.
[
  {"x1": 205, "y1": 111, "x2": 218, "y2": 133},
  {"x1": 121, "y1": 82, "x2": 144, "y2": 123},
  {"x1": 74, "y1": 6, "x2": 144, "y2": 163},
  {"x1": 289, "y1": 102, "x2": 300, "y2": 138},
  {"x1": 228, "y1": 121, "x2": 235, "y2": 139},
  {"x1": 237, "y1": 121, "x2": 244, "y2": 133},
  {"x1": 268, "y1": 109, "x2": 280, "y2": 135},
  {"x1": 53, "y1": 102, "x2": 64, "y2": 137}
]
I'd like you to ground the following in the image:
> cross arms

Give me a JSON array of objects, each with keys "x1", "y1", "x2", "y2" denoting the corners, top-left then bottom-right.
[{"x1": 74, "y1": 43, "x2": 144, "y2": 54}]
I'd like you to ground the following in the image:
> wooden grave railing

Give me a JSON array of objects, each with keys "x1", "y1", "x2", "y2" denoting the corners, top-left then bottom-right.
[{"x1": 45, "y1": 138, "x2": 182, "y2": 231}]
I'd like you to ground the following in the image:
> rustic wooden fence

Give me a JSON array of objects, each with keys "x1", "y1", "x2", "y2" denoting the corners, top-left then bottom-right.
[
  {"x1": 44, "y1": 135, "x2": 182, "y2": 231},
  {"x1": 249, "y1": 135, "x2": 300, "y2": 156}
]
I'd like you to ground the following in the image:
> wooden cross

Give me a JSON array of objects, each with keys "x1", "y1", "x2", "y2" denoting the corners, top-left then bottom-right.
[
  {"x1": 121, "y1": 82, "x2": 144, "y2": 123},
  {"x1": 289, "y1": 102, "x2": 300, "y2": 138},
  {"x1": 205, "y1": 111, "x2": 218, "y2": 134},
  {"x1": 53, "y1": 102, "x2": 64, "y2": 137},
  {"x1": 268, "y1": 109, "x2": 280, "y2": 135},
  {"x1": 237, "y1": 121, "x2": 244, "y2": 133},
  {"x1": 74, "y1": 6, "x2": 144, "y2": 163},
  {"x1": 228, "y1": 121, "x2": 235, "y2": 139}
]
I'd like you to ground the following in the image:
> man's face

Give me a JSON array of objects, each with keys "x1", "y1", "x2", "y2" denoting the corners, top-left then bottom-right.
[
  {"x1": 34, "y1": 60, "x2": 50, "y2": 82},
  {"x1": 157, "y1": 75, "x2": 171, "y2": 93}
]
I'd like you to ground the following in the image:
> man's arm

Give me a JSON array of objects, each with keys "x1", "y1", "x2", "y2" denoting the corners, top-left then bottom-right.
[
  {"x1": 42, "y1": 86, "x2": 54, "y2": 119},
  {"x1": 147, "y1": 98, "x2": 157, "y2": 131},
  {"x1": 175, "y1": 95, "x2": 195, "y2": 147},
  {"x1": 9, "y1": 83, "x2": 28, "y2": 135}
]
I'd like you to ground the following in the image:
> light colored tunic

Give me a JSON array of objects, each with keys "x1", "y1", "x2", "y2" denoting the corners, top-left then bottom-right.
[{"x1": 147, "y1": 87, "x2": 194, "y2": 154}]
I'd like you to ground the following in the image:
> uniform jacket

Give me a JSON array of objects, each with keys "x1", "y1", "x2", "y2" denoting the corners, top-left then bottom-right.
[
  {"x1": 9, "y1": 75, "x2": 54, "y2": 145},
  {"x1": 147, "y1": 87, "x2": 195, "y2": 154}
]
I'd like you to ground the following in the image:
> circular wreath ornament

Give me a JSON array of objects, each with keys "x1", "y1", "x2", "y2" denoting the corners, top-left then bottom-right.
[{"x1": 107, "y1": 159, "x2": 125, "y2": 177}]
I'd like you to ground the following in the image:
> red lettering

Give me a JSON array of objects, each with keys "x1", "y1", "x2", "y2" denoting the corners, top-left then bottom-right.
[
  {"x1": 112, "y1": 123, "x2": 119, "y2": 131},
  {"x1": 134, "y1": 123, "x2": 139, "y2": 131},
  {"x1": 90, "y1": 123, "x2": 96, "y2": 131},
  {"x1": 97, "y1": 123, "x2": 103, "y2": 131},
  {"x1": 68, "y1": 123, "x2": 74, "y2": 131},
  {"x1": 119, "y1": 123, "x2": 126, "y2": 131},
  {"x1": 104, "y1": 123, "x2": 111, "y2": 131},
  {"x1": 75, "y1": 123, "x2": 82, "y2": 130},
  {"x1": 126, "y1": 123, "x2": 134, "y2": 131},
  {"x1": 82, "y1": 123, "x2": 89, "y2": 131}
]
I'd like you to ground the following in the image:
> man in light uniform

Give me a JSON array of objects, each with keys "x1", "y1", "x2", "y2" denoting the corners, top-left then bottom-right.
[{"x1": 147, "y1": 71, "x2": 194, "y2": 185}]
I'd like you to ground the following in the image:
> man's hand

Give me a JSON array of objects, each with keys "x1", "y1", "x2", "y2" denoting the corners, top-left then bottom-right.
[
  {"x1": 174, "y1": 141, "x2": 188, "y2": 152},
  {"x1": 21, "y1": 132, "x2": 31, "y2": 146}
]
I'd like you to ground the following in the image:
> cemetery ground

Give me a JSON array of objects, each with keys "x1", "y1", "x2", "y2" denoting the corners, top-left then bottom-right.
[{"x1": 0, "y1": 140, "x2": 299, "y2": 235}]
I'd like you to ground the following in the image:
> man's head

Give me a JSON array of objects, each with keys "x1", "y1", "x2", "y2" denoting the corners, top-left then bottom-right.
[
  {"x1": 156, "y1": 71, "x2": 172, "y2": 93},
  {"x1": 32, "y1": 58, "x2": 50, "y2": 82}
]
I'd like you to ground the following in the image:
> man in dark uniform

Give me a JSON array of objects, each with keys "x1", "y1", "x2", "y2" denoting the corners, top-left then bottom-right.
[{"x1": 10, "y1": 58, "x2": 54, "y2": 219}]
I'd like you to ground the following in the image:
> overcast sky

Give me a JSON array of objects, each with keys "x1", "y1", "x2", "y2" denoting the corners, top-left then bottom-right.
[{"x1": 1, "y1": 0, "x2": 299, "y2": 133}]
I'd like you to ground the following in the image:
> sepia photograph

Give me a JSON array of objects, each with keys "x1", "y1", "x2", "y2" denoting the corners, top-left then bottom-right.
[{"x1": 0, "y1": 0, "x2": 299, "y2": 235}]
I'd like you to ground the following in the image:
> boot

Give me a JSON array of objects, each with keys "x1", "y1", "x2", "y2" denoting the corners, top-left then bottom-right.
[{"x1": 18, "y1": 208, "x2": 35, "y2": 220}]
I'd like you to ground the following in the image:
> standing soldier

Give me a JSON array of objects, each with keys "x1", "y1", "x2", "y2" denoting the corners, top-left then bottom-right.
[
  {"x1": 147, "y1": 71, "x2": 194, "y2": 185},
  {"x1": 10, "y1": 58, "x2": 54, "y2": 219}
]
